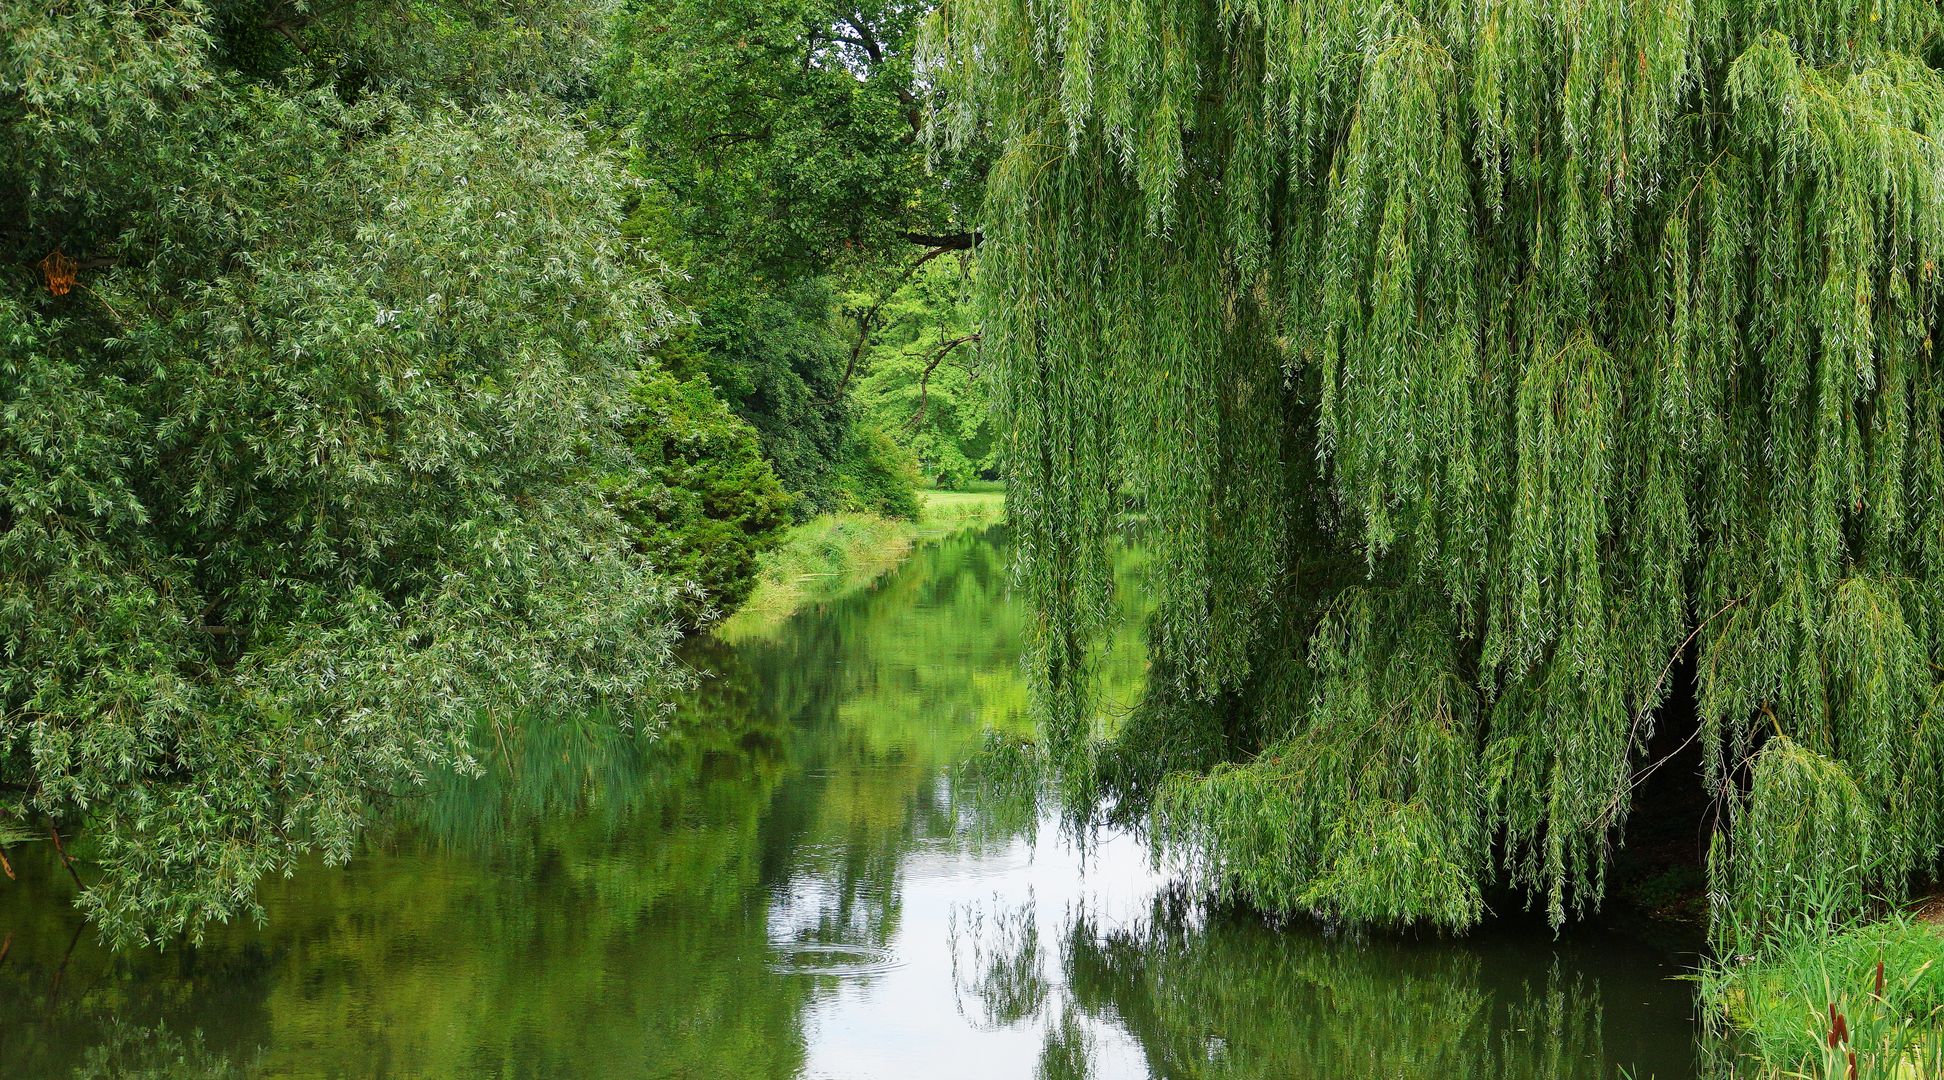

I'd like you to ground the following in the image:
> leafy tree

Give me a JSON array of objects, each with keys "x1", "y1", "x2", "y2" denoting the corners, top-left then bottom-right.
[
  {"x1": 609, "y1": 0, "x2": 982, "y2": 512},
  {"x1": 1, "y1": 1, "x2": 687, "y2": 943},
  {"x1": 834, "y1": 421, "x2": 924, "y2": 519},
  {"x1": 612, "y1": 0, "x2": 970, "y2": 272},
  {"x1": 206, "y1": 0, "x2": 618, "y2": 101},
  {"x1": 609, "y1": 368, "x2": 793, "y2": 628},
  {"x1": 675, "y1": 276, "x2": 853, "y2": 505},
  {"x1": 932, "y1": 0, "x2": 1944, "y2": 942},
  {"x1": 853, "y1": 252, "x2": 996, "y2": 489}
]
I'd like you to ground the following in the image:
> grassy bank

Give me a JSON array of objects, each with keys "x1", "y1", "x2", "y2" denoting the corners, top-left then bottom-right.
[
  {"x1": 714, "y1": 489, "x2": 1005, "y2": 642},
  {"x1": 1704, "y1": 914, "x2": 1944, "y2": 1079}
]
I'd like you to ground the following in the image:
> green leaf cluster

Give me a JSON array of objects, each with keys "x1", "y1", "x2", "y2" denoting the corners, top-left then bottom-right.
[
  {"x1": 608, "y1": 369, "x2": 793, "y2": 628},
  {"x1": 1, "y1": 1, "x2": 688, "y2": 943},
  {"x1": 932, "y1": 0, "x2": 1944, "y2": 934}
]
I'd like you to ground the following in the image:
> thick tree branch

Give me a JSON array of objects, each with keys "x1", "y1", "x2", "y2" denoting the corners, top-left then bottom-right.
[
  {"x1": 267, "y1": 0, "x2": 364, "y2": 33},
  {"x1": 833, "y1": 243, "x2": 962, "y2": 399},
  {"x1": 840, "y1": 15, "x2": 884, "y2": 62},
  {"x1": 270, "y1": 21, "x2": 312, "y2": 54},
  {"x1": 902, "y1": 230, "x2": 980, "y2": 250},
  {"x1": 837, "y1": 14, "x2": 921, "y2": 137},
  {"x1": 905, "y1": 332, "x2": 982, "y2": 432},
  {"x1": 263, "y1": 0, "x2": 366, "y2": 53}
]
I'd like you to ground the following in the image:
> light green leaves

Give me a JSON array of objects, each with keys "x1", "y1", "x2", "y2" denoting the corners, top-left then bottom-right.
[{"x1": 938, "y1": 0, "x2": 1944, "y2": 935}]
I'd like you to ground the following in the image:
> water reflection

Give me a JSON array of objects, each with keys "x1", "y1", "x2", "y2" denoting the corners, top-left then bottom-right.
[
  {"x1": 1041, "y1": 895, "x2": 1696, "y2": 1079},
  {"x1": 0, "y1": 528, "x2": 1700, "y2": 1078}
]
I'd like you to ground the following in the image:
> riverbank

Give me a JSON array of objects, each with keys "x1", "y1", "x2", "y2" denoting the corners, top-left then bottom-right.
[
  {"x1": 713, "y1": 489, "x2": 1005, "y2": 641},
  {"x1": 1705, "y1": 913, "x2": 1943, "y2": 1079}
]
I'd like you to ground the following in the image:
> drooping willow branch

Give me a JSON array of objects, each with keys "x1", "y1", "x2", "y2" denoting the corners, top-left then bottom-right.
[{"x1": 928, "y1": 0, "x2": 1944, "y2": 939}]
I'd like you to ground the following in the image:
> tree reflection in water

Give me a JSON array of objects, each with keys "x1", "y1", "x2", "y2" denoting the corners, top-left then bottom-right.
[
  {"x1": 0, "y1": 529, "x2": 1706, "y2": 1079},
  {"x1": 947, "y1": 887, "x2": 1702, "y2": 1080},
  {"x1": 1059, "y1": 906, "x2": 1603, "y2": 1080}
]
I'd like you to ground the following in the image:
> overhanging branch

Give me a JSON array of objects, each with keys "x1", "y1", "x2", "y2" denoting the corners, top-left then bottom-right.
[
  {"x1": 905, "y1": 332, "x2": 983, "y2": 431},
  {"x1": 902, "y1": 231, "x2": 981, "y2": 250}
]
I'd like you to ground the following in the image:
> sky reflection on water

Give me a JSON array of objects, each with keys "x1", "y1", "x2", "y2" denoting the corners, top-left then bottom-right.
[{"x1": 0, "y1": 527, "x2": 1698, "y2": 1078}]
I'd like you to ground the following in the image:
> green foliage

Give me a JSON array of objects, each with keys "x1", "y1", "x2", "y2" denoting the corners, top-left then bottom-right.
[
  {"x1": 609, "y1": 369, "x2": 792, "y2": 627},
  {"x1": 611, "y1": 0, "x2": 951, "y2": 273},
  {"x1": 1154, "y1": 587, "x2": 1483, "y2": 928},
  {"x1": 931, "y1": 0, "x2": 1944, "y2": 933},
  {"x1": 608, "y1": 0, "x2": 978, "y2": 514},
  {"x1": 1, "y1": 2, "x2": 686, "y2": 944},
  {"x1": 645, "y1": 277, "x2": 921, "y2": 519},
  {"x1": 854, "y1": 254, "x2": 997, "y2": 488},
  {"x1": 673, "y1": 278, "x2": 853, "y2": 510},
  {"x1": 209, "y1": 0, "x2": 619, "y2": 101},
  {"x1": 834, "y1": 422, "x2": 922, "y2": 519},
  {"x1": 1703, "y1": 915, "x2": 1944, "y2": 1079}
]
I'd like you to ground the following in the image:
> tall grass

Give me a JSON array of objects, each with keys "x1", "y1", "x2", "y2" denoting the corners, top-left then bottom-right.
[{"x1": 1700, "y1": 907, "x2": 1942, "y2": 1079}]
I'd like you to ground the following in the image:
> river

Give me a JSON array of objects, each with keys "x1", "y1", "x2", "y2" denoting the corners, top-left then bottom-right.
[{"x1": 0, "y1": 526, "x2": 1702, "y2": 1078}]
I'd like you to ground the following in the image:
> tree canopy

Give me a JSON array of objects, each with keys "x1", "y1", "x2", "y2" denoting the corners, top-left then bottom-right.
[
  {"x1": 610, "y1": 0, "x2": 985, "y2": 508},
  {"x1": 614, "y1": 0, "x2": 957, "y2": 273},
  {"x1": 1, "y1": 0, "x2": 689, "y2": 944},
  {"x1": 931, "y1": 0, "x2": 1944, "y2": 942}
]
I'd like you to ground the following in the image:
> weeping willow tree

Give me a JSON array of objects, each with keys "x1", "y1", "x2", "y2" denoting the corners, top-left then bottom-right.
[{"x1": 926, "y1": 1, "x2": 1944, "y2": 942}]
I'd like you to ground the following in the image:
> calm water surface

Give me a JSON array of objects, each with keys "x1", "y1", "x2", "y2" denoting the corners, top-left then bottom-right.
[{"x1": 0, "y1": 528, "x2": 1700, "y2": 1078}]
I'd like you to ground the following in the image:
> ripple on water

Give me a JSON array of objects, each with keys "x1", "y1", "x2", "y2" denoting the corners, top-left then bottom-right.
[{"x1": 767, "y1": 941, "x2": 905, "y2": 978}]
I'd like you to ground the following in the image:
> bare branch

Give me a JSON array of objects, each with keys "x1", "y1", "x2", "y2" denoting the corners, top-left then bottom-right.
[{"x1": 48, "y1": 820, "x2": 85, "y2": 894}]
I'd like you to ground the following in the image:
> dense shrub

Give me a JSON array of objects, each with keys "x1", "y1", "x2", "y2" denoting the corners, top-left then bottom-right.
[
  {"x1": 610, "y1": 371, "x2": 793, "y2": 627},
  {"x1": 835, "y1": 424, "x2": 923, "y2": 521},
  {"x1": 1, "y1": 1, "x2": 688, "y2": 944}
]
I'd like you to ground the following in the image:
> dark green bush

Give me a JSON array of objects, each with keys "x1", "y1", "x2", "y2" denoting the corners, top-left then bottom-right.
[
  {"x1": 834, "y1": 423, "x2": 922, "y2": 521},
  {"x1": 610, "y1": 371, "x2": 793, "y2": 627}
]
